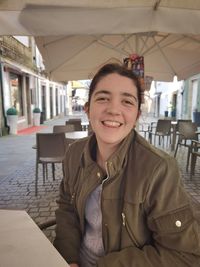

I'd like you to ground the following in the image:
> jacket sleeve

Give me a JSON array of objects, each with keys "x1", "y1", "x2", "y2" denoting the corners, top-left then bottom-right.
[
  {"x1": 54, "y1": 146, "x2": 82, "y2": 265},
  {"x1": 97, "y1": 156, "x2": 200, "y2": 267}
]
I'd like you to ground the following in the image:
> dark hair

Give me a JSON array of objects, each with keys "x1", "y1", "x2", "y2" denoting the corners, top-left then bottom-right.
[{"x1": 88, "y1": 63, "x2": 142, "y2": 110}]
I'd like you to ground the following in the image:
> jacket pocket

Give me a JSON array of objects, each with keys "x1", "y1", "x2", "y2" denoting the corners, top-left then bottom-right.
[
  {"x1": 148, "y1": 205, "x2": 200, "y2": 254},
  {"x1": 121, "y1": 212, "x2": 141, "y2": 248},
  {"x1": 149, "y1": 205, "x2": 193, "y2": 234}
]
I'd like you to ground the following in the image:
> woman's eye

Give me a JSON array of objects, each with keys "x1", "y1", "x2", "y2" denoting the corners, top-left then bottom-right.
[
  {"x1": 123, "y1": 98, "x2": 138, "y2": 106},
  {"x1": 96, "y1": 97, "x2": 109, "y2": 102},
  {"x1": 123, "y1": 100, "x2": 134, "y2": 106}
]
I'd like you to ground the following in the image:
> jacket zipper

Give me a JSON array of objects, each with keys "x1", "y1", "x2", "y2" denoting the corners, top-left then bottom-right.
[
  {"x1": 101, "y1": 161, "x2": 110, "y2": 252},
  {"x1": 121, "y1": 212, "x2": 140, "y2": 248}
]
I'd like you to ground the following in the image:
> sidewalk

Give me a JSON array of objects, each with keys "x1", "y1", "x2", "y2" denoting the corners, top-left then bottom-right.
[{"x1": 0, "y1": 112, "x2": 199, "y2": 242}]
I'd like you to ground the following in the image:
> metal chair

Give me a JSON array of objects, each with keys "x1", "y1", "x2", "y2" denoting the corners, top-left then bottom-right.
[
  {"x1": 174, "y1": 121, "x2": 200, "y2": 171},
  {"x1": 138, "y1": 122, "x2": 150, "y2": 140},
  {"x1": 149, "y1": 119, "x2": 172, "y2": 148},
  {"x1": 35, "y1": 132, "x2": 66, "y2": 196},
  {"x1": 190, "y1": 140, "x2": 200, "y2": 179},
  {"x1": 66, "y1": 119, "x2": 82, "y2": 131},
  {"x1": 53, "y1": 124, "x2": 75, "y2": 133},
  {"x1": 175, "y1": 119, "x2": 192, "y2": 142}
]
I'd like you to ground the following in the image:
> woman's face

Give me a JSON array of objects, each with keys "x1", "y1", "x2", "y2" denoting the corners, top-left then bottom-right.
[{"x1": 88, "y1": 73, "x2": 140, "y2": 148}]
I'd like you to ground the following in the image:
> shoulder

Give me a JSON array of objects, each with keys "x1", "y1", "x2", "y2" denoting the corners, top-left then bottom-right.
[
  {"x1": 133, "y1": 132, "x2": 176, "y2": 167},
  {"x1": 127, "y1": 131, "x2": 180, "y2": 191},
  {"x1": 65, "y1": 136, "x2": 89, "y2": 165}
]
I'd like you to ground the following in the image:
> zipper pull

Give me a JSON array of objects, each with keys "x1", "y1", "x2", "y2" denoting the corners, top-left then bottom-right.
[
  {"x1": 70, "y1": 192, "x2": 75, "y2": 204},
  {"x1": 122, "y1": 212, "x2": 126, "y2": 226}
]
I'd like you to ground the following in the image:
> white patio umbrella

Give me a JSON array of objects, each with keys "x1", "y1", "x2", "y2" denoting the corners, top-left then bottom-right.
[
  {"x1": 1, "y1": 0, "x2": 200, "y2": 82},
  {"x1": 35, "y1": 33, "x2": 200, "y2": 82}
]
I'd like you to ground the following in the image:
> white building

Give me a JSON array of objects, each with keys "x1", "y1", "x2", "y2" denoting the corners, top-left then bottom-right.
[{"x1": 0, "y1": 36, "x2": 68, "y2": 133}]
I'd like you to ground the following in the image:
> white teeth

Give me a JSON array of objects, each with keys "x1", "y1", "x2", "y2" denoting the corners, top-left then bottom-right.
[{"x1": 103, "y1": 120, "x2": 121, "y2": 127}]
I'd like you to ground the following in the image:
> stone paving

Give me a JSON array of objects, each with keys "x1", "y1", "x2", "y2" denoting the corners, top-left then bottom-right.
[{"x1": 0, "y1": 114, "x2": 199, "y2": 243}]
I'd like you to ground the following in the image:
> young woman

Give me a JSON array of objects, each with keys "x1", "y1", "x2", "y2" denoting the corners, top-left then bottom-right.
[{"x1": 54, "y1": 63, "x2": 200, "y2": 267}]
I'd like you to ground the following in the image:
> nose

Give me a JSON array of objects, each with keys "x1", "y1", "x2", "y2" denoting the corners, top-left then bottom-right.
[{"x1": 106, "y1": 99, "x2": 121, "y2": 115}]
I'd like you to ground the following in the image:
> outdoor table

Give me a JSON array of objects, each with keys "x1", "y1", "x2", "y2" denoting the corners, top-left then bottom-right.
[
  {"x1": 0, "y1": 209, "x2": 69, "y2": 267},
  {"x1": 65, "y1": 130, "x2": 88, "y2": 139}
]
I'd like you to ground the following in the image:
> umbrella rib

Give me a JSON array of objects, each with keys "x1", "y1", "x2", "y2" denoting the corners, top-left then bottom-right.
[
  {"x1": 97, "y1": 39, "x2": 129, "y2": 56},
  {"x1": 152, "y1": 36, "x2": 177, "y2": 75},
  {"x1": 139, "y1": 33, "x2": 170, "y2": 56},
  {"x1": 140, "y1": 34, "x2": 185, "y2": 57},
  {"x1": 43, "y1": 36, "x2": 73, "y2": 47},
  {"x1": 115, "y1": 34, "x2": 135, "y2": 53},
  {"x1": 153, "y1": 0, "x2": 162, "y2": 11}
]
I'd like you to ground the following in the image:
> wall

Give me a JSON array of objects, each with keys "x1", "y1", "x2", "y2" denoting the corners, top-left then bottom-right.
[{"x1": 183, "y1": 74, "x2": 200, "y2": 119}]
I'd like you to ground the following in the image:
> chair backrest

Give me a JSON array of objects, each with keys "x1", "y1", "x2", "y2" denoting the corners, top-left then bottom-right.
[
  {"x1": 156, "y1": 119, "x2": 171, "y2": 134},
  {"x1": 53, "y1": 125, "x2": 75, "y2": 133},
  {"x1": 36, "y1": 133, "x2": 66, "y2": 159},
  {"x1": 66, "y1": 119, "x2": 82, "y2": 131},
  {"x1": 176, "y1": 119, "x2": 192, "y2": 132},
  {"x1": 178, "y1": 121, "x2": 198, "y2": 139}
]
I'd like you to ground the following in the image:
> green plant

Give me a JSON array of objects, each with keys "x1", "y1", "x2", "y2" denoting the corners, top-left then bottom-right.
[
  {"x1": 33, "y1": 107, "x2": 41, "y2": 113},
  {"x1": 6, "y1": 107, "x2": 18, "y2": 115}
]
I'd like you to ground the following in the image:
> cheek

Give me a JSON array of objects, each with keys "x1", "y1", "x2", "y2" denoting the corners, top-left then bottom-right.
[{"x1": 125, "y1": 110, "x2": 139, "y2": 126}]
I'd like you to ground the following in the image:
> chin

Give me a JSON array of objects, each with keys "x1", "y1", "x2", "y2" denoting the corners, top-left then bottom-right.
[{"x1": 98, "y1": 134, "x2": 126, "y2": 145}]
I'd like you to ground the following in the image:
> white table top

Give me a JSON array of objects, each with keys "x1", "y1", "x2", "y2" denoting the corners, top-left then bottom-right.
[
  {"x1": 65, "y1": 130, "x2": 88, "y2": 139},
  {"x1": 0, "y1": 209, "x2": 69, "y2": 267}
]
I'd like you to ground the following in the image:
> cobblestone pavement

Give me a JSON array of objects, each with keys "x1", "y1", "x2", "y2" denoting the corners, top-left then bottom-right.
[{"x1": 0, "y1": 114, "x2": 199, "y2": 243}]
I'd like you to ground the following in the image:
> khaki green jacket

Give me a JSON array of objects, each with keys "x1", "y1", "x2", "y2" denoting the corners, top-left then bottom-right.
[{"x1": 54, "y1": 130, "x2": 200, "y2": 267}]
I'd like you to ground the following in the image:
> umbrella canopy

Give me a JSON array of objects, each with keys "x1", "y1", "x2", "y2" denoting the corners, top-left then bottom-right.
[
  {"x1": 1, "y1": 0, "x2": 200, "y2": 81},
  {"x1": 35, "y1": 33, "x2": 200, "y2": 82}
]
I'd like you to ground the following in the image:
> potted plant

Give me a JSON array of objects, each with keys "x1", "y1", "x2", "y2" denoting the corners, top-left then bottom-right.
[
  {"x1": 164, "y1": 110, "x2": 168, "y2": 117},
  {"x1": 6, "y1": 107, "x2": 18, "y2": 135},
  {"x1": 171, "y1": 107, "x2": 176, "y2": 118},
  {"x1": 33, "y1": 107, "x2": 41, "y2": 126}
]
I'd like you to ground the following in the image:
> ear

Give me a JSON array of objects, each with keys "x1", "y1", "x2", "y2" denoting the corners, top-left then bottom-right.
[
  {"x1": 84, "y1": 102, "x2": 89, "y2": 117},
  {"x1": 136, "y1": 110, "x2": 141, "y2": 120}
]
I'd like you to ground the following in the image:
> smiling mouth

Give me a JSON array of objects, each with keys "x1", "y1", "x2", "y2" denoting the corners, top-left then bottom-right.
[{"x1": 102, "y1": 120, "x2": 122, "y2": 127}]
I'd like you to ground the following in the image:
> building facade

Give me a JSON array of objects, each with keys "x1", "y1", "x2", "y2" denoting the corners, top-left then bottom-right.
[
  {"x1": 148, "y1": 76, "x2": 200, "y2": 123},
  {"x1": 0, "y1": 36, "x2": 67, "y2": 135}
]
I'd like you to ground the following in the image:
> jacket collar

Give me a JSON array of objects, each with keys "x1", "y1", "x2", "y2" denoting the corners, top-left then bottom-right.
[{"x1": 82, "y1": 130, "x2": 135, "y2": 177}]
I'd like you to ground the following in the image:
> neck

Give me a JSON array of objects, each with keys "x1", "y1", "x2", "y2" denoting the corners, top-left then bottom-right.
[{"x1": 96, "y1": 143, "x2": 118, "y2": 170}]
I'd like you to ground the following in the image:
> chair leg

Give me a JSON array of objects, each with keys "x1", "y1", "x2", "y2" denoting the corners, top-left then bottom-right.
[
  {"x1": 186, "y1": 147, "x2": 191, "y2": 172},
  {"x1": 149, "y1": 132, "x2": 152, "y2": 144},
  {"x1": 35, "y1": 162, "x2": 39, "y2": 196},
  {"x1": 162, "y1": 136, "x2": 164, "y2": 148},
  {"x1": 45, "y1": 163, "x2": 48, "y2": 180},
  {"x1": 174, "y1": 143, "x2": 179, "y2": 157},
  {"x1": 52, "y1": 163, "x2": 55, "y2": 181},
  {"x1": 158, "y1": 136, "x2": 161, "y2": 146},
  {"x1": 62, "y1": 162, "x2": 65, "y2": 177},
  {"x1": 190, "y1": 153, "x2": 197, "y2": 179},
  {"x1": 42, "y1": 163, "x2": 46, "y2": 185}
]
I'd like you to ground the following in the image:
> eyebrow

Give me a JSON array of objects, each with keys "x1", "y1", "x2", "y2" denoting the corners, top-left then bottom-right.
[{"x1": 94, "y1": 90, "x2": 138, "y2": 102}]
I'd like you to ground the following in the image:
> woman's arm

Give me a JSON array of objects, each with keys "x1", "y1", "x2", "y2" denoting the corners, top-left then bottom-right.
[
  {"x1": 54, "y1": 179, "x2": 81, "y2": 264},
  {"x1": 97, "y1": 157, "x2": 200, "y2": 267}
]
